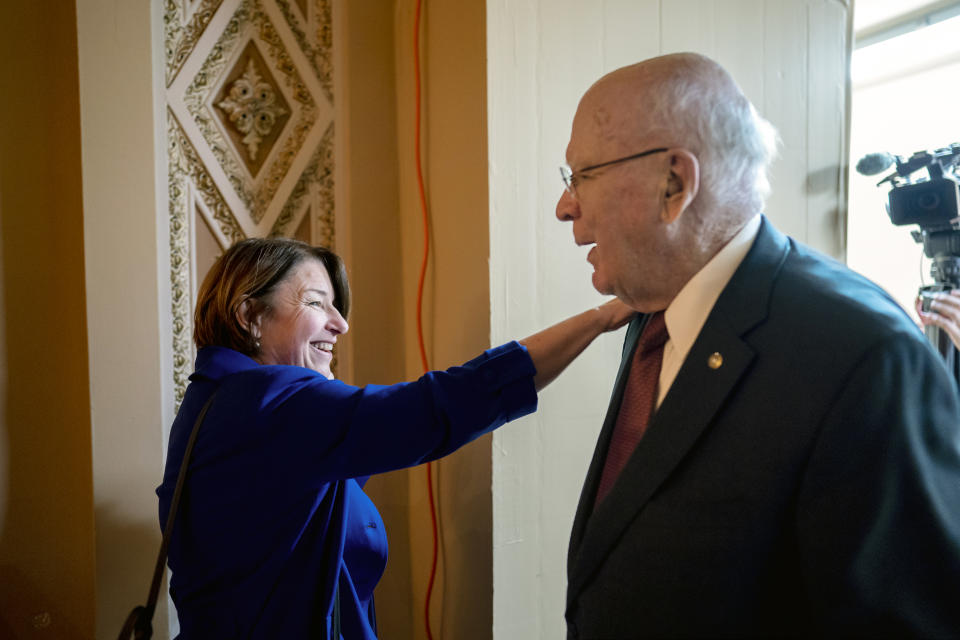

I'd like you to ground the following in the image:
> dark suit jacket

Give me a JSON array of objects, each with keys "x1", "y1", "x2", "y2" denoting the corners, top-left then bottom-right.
[{"x1": 566, "y1": 218, "x2": 960, "y2": 638}]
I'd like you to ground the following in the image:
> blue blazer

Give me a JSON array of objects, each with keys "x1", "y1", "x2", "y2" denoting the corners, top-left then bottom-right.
[
  {"x1": 159, "y1": 342, "x2": 536, "y2": 639},
  {"x1": 566, "y1": 218, "x2": 960, "y2": 637}
]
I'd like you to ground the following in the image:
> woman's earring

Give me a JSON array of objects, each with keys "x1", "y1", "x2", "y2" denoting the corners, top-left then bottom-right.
[{"x1": 255, "y1": 340, "x2": 261, "y2": 350}]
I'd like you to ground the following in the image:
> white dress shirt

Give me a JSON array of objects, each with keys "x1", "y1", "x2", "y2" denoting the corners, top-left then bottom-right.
[{"x1": 656, "y1": 214, "x2": 762, "y2": 408}]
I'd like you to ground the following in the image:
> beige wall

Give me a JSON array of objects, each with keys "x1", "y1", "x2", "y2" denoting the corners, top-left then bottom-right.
[
  {"x1": 337, "y1": 0, "x2": 413, "y2": 635},
  {"x1": 341, "y1": 0, "x2": 492, "y2": 638},
  {"x1": 75, "y1": 0, "x2": 172, "y2": 637},
  {"x1": 394, "y1": 0, "x2": 493, "y2": 636},
  {"x1": 0, "y1": 2, "x2": 96, "y2": 638}
]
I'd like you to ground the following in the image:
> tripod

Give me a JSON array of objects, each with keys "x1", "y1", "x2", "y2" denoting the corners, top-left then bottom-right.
[{"x1": 919, "y1": 253, "x2": 960, "y2": 385}]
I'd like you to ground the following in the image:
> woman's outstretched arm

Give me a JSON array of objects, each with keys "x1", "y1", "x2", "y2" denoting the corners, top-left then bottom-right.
[{"x1": 520, "y1": 298, "x2": 634, "y2": 391}]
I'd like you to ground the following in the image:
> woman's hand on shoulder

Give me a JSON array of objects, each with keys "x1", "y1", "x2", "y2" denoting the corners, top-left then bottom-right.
[
  {"x1": 520, "y1": 298, "x2": 634, "y2": 391},
  {"x1": 595, "y1": 298, "x2": 635, "y2": 333}
]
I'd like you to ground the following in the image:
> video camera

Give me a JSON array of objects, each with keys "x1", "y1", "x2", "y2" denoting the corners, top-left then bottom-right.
[
  {"x1": 856, "y1": 143, "x2": 960, "y2": 290},
  {"x1": 857, "y1": 144, "x2": 960, "y2": 369}
]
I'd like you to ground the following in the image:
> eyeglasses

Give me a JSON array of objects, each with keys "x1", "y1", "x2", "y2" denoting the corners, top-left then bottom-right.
[{"x1": 559, "y1": 147, "x2": 668, "y2": 198}]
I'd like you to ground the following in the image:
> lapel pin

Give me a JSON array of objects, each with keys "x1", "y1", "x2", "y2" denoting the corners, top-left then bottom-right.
[{"x1": 707, "y1": 352, "x2": 723, "y2": 369}]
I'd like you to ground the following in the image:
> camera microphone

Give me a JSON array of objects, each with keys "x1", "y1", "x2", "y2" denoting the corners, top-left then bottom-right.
[{"x1": 855, "y1": 152, "x2": 895, "y2": 176}]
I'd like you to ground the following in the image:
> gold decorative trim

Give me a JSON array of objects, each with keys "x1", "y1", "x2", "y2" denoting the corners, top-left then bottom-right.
[
  {"x1": 184, "y1": 0, "x2": 318, "y2": 223},
  {"x1": 165, "y1": 0, "x2": 224, "y2": 87},
  {"x1": 314, "y1": 122, "x2": 335, "y2": 249},
  {"x1": 183, "y1": 2, "x2": 253, "y2": 211},
  {"x1": 168, "y1": 109, "x2": 245, "y2": 404},
  {"x1": 269, "y1": 121, "x2": 334, "y2": 246},
  {"x1": 168, "y1": 109, "x2": 195, "y2": 403},
  {"x1": 276, "y1": 0, "x2": 334, "y2": 104}
]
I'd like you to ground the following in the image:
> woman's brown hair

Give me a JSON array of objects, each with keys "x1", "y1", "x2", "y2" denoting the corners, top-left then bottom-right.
[{"x1": 193, "y1": 237, "x2": 351, "y2": 353}]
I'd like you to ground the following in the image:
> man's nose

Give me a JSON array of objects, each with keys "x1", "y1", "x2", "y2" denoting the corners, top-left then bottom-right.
[{"x1": 556, "y1": 188, "x2": 580, "y2": 222}]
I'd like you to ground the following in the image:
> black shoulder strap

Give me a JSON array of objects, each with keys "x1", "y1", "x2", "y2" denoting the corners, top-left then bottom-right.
[
  {"x1": 118, "y1": 391, "x2": 218, "y2": 640},
  {"x1": 150, "y1": 391, "x2": 218, "y2": 612},
  {"x1": 333, "y1": 583, "x2": 341, "y2": 638}
]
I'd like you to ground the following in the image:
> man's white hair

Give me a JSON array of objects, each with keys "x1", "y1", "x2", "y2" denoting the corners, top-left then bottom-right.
[{"x1": 640, "y1": 56, "x2": 779, "y2": 217}]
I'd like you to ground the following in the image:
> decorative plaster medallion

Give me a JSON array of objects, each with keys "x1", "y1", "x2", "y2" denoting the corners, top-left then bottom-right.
[
  {"x1": 184, "y1": 0, "x2": 319, "y2": 222},
  {"x1": 215, "y1": 45, "x2": 291, "y2": 174}
]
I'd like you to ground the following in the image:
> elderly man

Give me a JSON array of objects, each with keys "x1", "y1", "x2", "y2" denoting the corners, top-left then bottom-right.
[{"x1": 558, "y1": 53, "x2": 960, "y2": 637}]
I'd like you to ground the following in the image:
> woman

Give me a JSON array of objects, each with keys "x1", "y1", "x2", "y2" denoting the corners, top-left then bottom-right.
[{"x1": 158, "y1": 237, "x2": 631, "y2": 639}]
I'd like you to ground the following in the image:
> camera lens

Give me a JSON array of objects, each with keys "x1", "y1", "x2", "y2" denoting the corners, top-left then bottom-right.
[{"x1": 918, "y1": 193, "x2": 942, "y2": 210}]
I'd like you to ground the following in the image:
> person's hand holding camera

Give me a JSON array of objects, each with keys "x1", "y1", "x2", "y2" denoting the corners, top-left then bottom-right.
[{"x1": 917, "y1": 289, "x2": 960, "y2": 350}]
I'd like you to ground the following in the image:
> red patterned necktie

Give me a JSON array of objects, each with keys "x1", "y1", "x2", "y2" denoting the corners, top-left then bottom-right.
[{"x1": 595, "y1": 311, "x2": 669, "y2": 505}]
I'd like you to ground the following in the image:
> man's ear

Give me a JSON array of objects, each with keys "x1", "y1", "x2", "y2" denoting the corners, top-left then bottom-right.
[
  {"x1": 236, "y1": 298, "x2": 261, "y2": 340},
  {"x1": 661, "y1": 149, "x2": 699, "y2": 223}
]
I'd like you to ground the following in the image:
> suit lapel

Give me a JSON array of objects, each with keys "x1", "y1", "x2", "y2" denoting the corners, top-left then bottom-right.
[
  {"x1": 568, "y1": 313, "x2": 644, "y2": 561},
  {"x1": 566, "y1": 217, "x2": 792, "y2": 606}
]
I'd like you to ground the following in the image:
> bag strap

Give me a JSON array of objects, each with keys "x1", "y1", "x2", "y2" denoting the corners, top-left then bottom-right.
[
  {"x1": 333, "y1": 583, "x2": 341, "y2": 639},
  {"x1": 118, "y1": 391, "x2": 218, "y2": 640}
]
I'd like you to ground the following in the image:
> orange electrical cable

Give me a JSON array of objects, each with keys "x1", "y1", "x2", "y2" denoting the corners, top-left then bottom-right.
[{"x1": 413, "y1": 0, "x2": 440, "y2": 639}]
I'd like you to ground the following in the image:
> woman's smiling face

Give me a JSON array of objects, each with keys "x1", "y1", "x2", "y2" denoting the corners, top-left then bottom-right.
[{"x1": 250, "y1": 258, "x2": 349, "y2": 379}]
